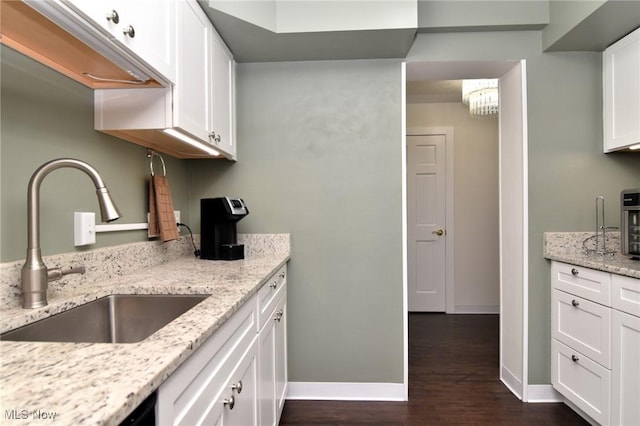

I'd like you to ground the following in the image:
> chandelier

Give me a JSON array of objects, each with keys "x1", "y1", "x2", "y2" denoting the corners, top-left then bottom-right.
[{"x1": 462, "y1": 79, "x2": 499, "y2": 117}]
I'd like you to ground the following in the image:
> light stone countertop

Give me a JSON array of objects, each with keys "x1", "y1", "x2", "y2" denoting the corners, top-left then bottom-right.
[
  {"x1": 543, "y1": 232, "x2": 640, "y2": 279},
  {"x1": 0, "y1": 235, "x2": 289, "y2": 425}
]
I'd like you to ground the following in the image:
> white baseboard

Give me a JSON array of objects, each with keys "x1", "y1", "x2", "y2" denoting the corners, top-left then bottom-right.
[
  {"x1": 526, "y1": 384, "x2": 563, "y2": 403},
  {"x1": 500, "y1": 366, "x2": 524, "y2": 400},
  {"x1": 452, "y1": 305, "x2": 500, "y2": 314},
  {"x1": 286, "y1": 382, "x2": 406, "y2": 401}
]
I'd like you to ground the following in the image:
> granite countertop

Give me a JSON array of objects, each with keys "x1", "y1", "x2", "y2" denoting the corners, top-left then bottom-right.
[
  {"x1": 0, "y1": 235, "x2": 289, "y2": 425},
  {"x1": 543, "y1": 232, "x2": 640, "y2": 279}
]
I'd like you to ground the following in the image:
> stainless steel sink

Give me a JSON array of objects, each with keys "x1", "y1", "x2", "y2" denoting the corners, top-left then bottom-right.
[{"x1": 1, "y1": 294, "x2": 208, "y2": 343}]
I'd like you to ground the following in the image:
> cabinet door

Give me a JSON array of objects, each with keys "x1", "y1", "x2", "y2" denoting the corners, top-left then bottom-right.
[
  {"x1": 258, "y1": 294, "x2": 287, "y2": 426},
  {"x1": 274, "y1": 299, "x2": 288, "y2": 421},
  {"x1": 210, "y1": 28, "x2": 236, "y2": 159},
  {"x1": 173, "y1": 0, "x2": 212, "y2": 142},
  {"x1": 259, "y1": 309, "x2": 277, "y2": 426},
  {"x1": 611, "y1": 309, "x2": 640, "y2": 426},
  {"x1": 117, "y1": 0, "x2": 176, "y2": 83},
  {"x1": 214, "y1": 340, "x2": 259, "y2": 426},
  {"x1": 62, "y1": 0, "x2": 176, "y2": 83},
  {"x1": 604, "y1": 27, "x2": 640, "y2": 152}
]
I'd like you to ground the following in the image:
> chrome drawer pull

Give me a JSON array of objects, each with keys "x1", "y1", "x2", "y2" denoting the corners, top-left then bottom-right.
[
  {"x1": 270, "y1": 282, "x2": 277, "y2": 289},
  {"x1": 123, "y1": 25, "x2": 135, "y2": 38},
  {"x1": 571, "y1": 300, "x2": 580, "y2": 307},
  {"x1": 106, "y1": 10, "x2": 119, "y2": 24},
  {"x1": 279, "y1": 271, "x2": 286, "y2": 279},
  {"x1": 571, "y1": 354, "x2": 579, "y2": 362},
  {"x1": 223, "y1": 395, "x2": 235, "y2": 409},
  {"x1": 571, "y1": 268, "x2": 579, "y2": 276},
  {"x1": 231, "y1": 380, "x2": 243, "y2": 394},
  {"x1": 274, "y1": 309, "x2": 284, "y2": 322}
]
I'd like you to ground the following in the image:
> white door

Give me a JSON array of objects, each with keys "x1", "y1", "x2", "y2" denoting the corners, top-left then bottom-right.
[
  {"x1": 407, "y1": 133, "x2": 447, "y2": 312},
  {"x1": 499, "y1": 60, "x2": 528, "y2": 400}
]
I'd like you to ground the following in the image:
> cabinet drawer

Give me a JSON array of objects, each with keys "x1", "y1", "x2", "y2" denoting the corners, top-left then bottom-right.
[
  {"x1": 552, "y1": 289, "x2": 611, "y2": 368},
  {"x1": 612, "y1": 274, "x2": 640, "y2": 317},
  {"x1": 157, "y1": 295, "x2": 257, "y2": 425},
  {"x1": 551, "y1": 261, "x2": 611, "y2": 305},
  {"x1": 552, "y1": 339, "x2": 611, "y2": 426},
  {"x1": 258, "y1": 265, "x2": 287, "y2": 331}
]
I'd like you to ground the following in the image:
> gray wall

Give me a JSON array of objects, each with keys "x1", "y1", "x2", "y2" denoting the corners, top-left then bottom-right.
[
  {"x1": 188, "y1": 60, "x2": 405, "y2": 383},
  {"x1": 408, "y1": 31, "x2": 640, "y2": 383},
  {"x1": 0, "y1": 46, "x2": 192, "y2": 262}
]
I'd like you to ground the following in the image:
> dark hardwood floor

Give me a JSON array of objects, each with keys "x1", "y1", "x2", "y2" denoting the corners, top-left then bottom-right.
[{"x1": 279, "y1": 313, "x2": 589, "y2": 425}]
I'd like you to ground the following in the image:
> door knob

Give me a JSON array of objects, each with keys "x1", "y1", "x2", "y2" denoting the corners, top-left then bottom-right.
[{"x1": 432, "y1": 229, "x2": 445, "y2": 236}]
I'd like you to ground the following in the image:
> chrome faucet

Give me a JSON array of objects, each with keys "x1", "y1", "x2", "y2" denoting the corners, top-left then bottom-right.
[{"x1": 21, "y1": 159, "x2": 121, "y2": 309}]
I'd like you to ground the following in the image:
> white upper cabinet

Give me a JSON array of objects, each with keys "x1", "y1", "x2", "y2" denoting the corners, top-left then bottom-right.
[
  {"x1": 94, "y1": 0, "x2": 236, "y2": 160},
  {"x1": 210, "y1": 30, "x2": 236, "y2": 157},
  {"x1": 173, "y1": 0, "x2": 213, "y2": 143},
  {"x1": 34, "y1": 0, "x2": 178, "y2": 85},
  {"x1": 603, "y1": 27, "x2": 640, "y2": 153},
  {"x1": 173, "y1": 0, "x2": 236, "y2": 158}
]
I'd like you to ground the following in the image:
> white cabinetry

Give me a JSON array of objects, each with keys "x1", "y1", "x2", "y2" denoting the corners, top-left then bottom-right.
[
  {"x1": 611, "y1": 310, "x2": 640, "y2": 426},
  {"x1": 603, "y1": 27, "x2": 640, "y2": 153},
  {"x1": 61, "y1": 0, "x2": 176, "y2": 83},
  {"x1": 22, "y1": 0, "x2": 175, "y2": 85},
  {"x1": 157, "y1": 264, "x2": 288, "y2": 425},
  {"x1": 94, "y1": 0, "x2": 236, "y2": 160},
  {"x1": 156, "y1": 294, "x2": 258, "y2": 425},
  {"x1": 257, "y1": 266, "x2": 288, "y2": 426},
  {"x1": 173, "y1": 0, "x2": 235, "y2": 156},
  {"x1": 551, "y1": 261, "x2": 640, "y2": 425}
]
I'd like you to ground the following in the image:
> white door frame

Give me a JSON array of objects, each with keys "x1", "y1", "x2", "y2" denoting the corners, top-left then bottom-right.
[
  {"x1": 406, "y1": 127, "x2": 455, "y2": 314},
  {"x1": 402, "y1": 60, "x2": 529, "y2": 403}
]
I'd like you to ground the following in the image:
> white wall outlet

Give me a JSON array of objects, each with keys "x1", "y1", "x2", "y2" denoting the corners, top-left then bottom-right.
[
  {"x1": 147, "y1": 210, "x2": 181, "y2": 238},
  {"x1": 74, "y1": 212, "x2": 96, "y2": 246}
]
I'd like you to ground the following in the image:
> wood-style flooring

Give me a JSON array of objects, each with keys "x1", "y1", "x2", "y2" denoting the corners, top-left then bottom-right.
[{"x1": 279, "y1": 313, "x2": 589, "y2": 425}]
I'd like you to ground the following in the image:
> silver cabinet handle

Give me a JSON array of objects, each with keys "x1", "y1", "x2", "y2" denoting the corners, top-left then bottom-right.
[
  {"x1": 106, "y1": 10, "x2": 119, "y2": 24},
  {"x1": 275, "y1": 309, "x2": 284, "y2": 322},
  {"x1": 209, "y1": 132, "x2": 221, "y2": 143},
  {"x1": 279, "y1": 271, "x2": 286, "y2": 279},
  {"x1": 571, "y1": 355, "x2": 579, "y2": 362},
  {"x1": 571, "y1": 299, "x2": 580, "y2": 307},
  {"x1": 270, "y1": 282, "x2": 277, "y2": 289},
  {"x1": 122, "y1": 25, "x2": 135, "y2": 38},
  {"x1": 231, "y1": 380, "x2": 243, "y2": 394},
  {"x1": 571, "y1": 268, "x2": 579, "y2": 276},
  {"x1": 223, "y1": 395, "x2": 235, "y2": 409},
  {"x1": 432, "y1": 229, "x2": 444, "y2": 236}
]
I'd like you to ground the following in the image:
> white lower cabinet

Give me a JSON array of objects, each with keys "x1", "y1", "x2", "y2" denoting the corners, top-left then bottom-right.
[
  {"x1": 157, "y1": 265, "x2": 288, "y2": 425},
  {"x1": 551, "y1": 261, "x2": 640, "y2": 425},
  {"x1": 611, "y1": 309, "x2": 640, "y2": 426},
  {"x1": 259, "y1": 294, "x2": 287, "y2": 426},
  {"x1": 551, "y1": 339, "x2": 611, "y2": 424}
]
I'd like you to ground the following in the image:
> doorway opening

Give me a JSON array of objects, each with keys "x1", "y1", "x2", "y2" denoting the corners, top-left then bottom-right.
[{"x1": 402, "y1": 60, "x2": 529, "y2": 402}]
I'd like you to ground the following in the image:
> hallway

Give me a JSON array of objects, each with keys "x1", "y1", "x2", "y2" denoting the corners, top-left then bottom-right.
[{"x1": 279, "y1": 313, "x2": 589, "y2": 425}]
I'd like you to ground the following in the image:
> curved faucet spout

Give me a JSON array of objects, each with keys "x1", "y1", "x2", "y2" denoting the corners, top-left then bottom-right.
[{"x1": 22, "y1": 158, "x2": 121, "y2": 309}]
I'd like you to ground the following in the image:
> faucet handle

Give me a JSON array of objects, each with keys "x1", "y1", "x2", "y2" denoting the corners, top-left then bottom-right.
[{"x1": 47, "y1": 265, "x2": 86, "y2": 282}]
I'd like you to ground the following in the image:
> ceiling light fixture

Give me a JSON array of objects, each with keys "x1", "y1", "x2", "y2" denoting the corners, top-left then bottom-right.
[
  {"x1": 462, "y1": 79, "x2": 499, "y2": 117},
  {"x1": 163, "y1": 129, "x2": 220, "y2": 156}
]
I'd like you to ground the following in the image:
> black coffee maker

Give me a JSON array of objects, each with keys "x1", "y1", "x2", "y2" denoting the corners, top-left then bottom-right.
[{"x1": 200, "y1": 197, "x2": 249, "y2": 260}]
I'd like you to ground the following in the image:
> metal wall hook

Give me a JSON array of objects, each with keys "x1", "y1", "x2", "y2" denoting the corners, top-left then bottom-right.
[{"x1": 148, "y1": 150, "x2": 166, "y2": 176}]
